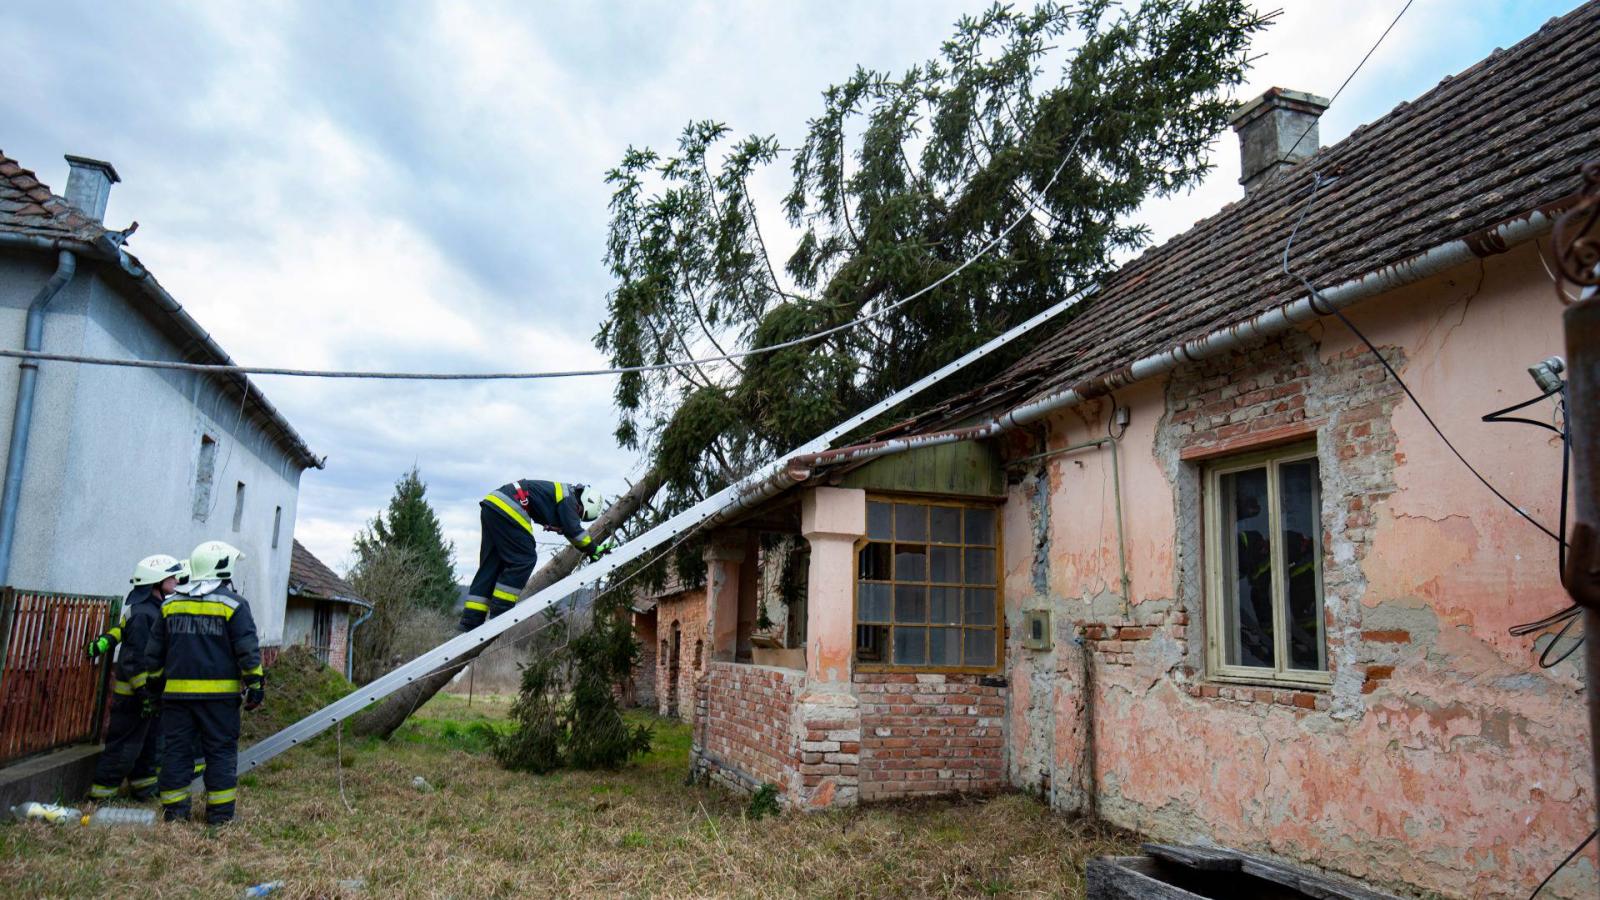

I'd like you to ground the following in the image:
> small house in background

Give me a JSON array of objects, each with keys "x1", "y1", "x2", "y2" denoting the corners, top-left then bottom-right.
[
  {"x1": 630, "y1": 569, "x2": 707, "y2": 721},
  {"x1": 284, "y1": 540, "x2": 369, "y2": 678}
]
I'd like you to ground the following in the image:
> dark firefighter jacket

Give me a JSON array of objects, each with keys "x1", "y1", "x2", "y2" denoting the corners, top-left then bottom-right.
[
  {"x1": 483, "y1": 480, "x2": 593, "y2": 550},
  {"x1": 111, "y1": 585, "x2": 162, "y2": 697},
  {"x1": 144, "y1": 582, "x2": 263, "y2": 700}
]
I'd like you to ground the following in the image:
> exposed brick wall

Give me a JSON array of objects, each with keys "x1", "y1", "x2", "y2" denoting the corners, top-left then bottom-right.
[
  {"x1": 694, "y1": 661, "x2": 801, "y2": 798},
  {"x1": 654, "y1": 589, "x2": 708, "y2": 721},
  {"x1": 856, "y1": 673, "x2": 1005, "y2": 801},
  {"x1": 326, "y1": 611, "x2": 350, "y2": 677},
  {"x1": 631, "y1": 614, "x2": 658, "y2": 709}
]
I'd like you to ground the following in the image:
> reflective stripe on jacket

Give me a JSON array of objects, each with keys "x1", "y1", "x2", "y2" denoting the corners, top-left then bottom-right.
[
  {"x1": 111, "y1": 586, "x2": 161, "y2": 696},
  {"x1": 145, "y1": 582, "x2": 263, "y2": 700},
  {"x1": 484, "y1": 479, "x2": 592, "y2": 549}
]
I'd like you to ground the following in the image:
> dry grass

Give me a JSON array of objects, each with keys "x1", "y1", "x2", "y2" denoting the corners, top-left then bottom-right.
[{"x1": 1, "y1": 695, "x2": 1136, "y2": 899}]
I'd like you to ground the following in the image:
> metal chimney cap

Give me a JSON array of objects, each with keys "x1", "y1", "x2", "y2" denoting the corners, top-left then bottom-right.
[{"x1": 63, "y1": 154, "x2": 121, "y2": 184}]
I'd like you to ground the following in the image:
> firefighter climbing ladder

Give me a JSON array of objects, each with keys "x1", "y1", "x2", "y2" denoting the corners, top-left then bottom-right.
[{"x1": 235, "y1": 285, "x2": 1099, "y2": 775}]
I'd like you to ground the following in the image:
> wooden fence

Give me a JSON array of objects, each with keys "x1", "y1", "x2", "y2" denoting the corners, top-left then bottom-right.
[{"x1": 0, "y1": 588, "x2": 119, "y2": 764}]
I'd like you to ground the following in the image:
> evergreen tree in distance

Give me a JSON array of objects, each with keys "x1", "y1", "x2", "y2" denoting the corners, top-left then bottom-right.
[{"x1": 352, "y1": 466, "x2": 458, "y2": 615}]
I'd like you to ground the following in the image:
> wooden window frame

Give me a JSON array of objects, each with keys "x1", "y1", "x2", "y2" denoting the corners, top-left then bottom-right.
[
  {"x1": 1203, "y1": 443, "x2": 1330, "y2": 689},
  {"x1": 853, "y1": 493, "x2": 1005, "y2": 674}
]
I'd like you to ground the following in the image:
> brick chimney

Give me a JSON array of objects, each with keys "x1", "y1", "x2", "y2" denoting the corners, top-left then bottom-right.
[
  {"x1": 63, "y1": 155, "x2": 120, "y2": 222},
  {"x1": 1227, "y1": 88, "x2": 1329, "y2": 193}
]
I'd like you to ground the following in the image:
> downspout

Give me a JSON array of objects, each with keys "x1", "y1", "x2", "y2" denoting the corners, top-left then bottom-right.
[
  {"x1": 346, "y1": 599, "x2": 375, "y2": 682},
  {"x1": 0, "y1": 250, "x2": 77, "y2": 583}
]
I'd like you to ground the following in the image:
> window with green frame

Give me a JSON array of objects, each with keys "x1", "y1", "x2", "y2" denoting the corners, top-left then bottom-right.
[{"x1": 855, "y1": 498, "x2": 1000, "y2": 669}]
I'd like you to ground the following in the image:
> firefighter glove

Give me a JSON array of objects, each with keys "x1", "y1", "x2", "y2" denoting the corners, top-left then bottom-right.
[
  {"x1": 587, "y1": 539, "x2": 617, "y2": 564},
  {"x1": 136, "y1": 690, "x2": 158, "y2": 720},
  {"x1": 85, "y1": 633, "x2": 116, "y2": 660},
  {"x1": 244, "y1": 684, "x2": 264, "y2": 711}
]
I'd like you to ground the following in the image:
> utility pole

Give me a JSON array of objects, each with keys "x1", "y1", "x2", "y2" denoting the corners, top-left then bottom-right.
[{"x1": 1553, "y1": 161, "x2": 1600, "y2": 834}]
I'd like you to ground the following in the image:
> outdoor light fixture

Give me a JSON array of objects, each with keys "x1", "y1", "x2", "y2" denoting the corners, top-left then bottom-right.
[{"x1": 1528, "y1": 355, "x2": 1566, "y2": 394}]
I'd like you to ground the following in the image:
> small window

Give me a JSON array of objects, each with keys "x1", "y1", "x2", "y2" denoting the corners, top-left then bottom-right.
[
  {"x1": 855, "y1": 498, "x2": 1001, "y2": 671},
  {"x1": 271, "y1": 506, "x2": 283, "y2": 549},
  {"x1": 232, "y1": 482, "x2": 246, "y2": 532},
  {"x1": 1204, "y1": 444, "x2": 1327, "y2": 685},
  {"x1": 192, "y1": 435, "x2": 218, "y2": 520}
]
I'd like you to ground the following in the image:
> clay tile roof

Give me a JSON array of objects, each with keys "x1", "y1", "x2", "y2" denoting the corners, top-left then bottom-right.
[
  {"x1": 897, "y1": 2, "x2": 1600, "y2": 434},
  {"x1": 0, "y1": 152, "x2": 109, "y2": 242},
  {"x1": 288, "y1": 540, "x2": 368, "y2": 606}
]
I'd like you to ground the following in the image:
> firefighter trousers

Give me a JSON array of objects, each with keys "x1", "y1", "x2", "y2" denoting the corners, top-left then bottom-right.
[
  {"x1": 158, "y1": 698, "x2": 240, "y2": 824},
  {"x1": 89, "y1": 696, "x2": 162, "y2": 801},
  {"x1": 460, "y1": 504, "x2": 539, "y2": 631}
]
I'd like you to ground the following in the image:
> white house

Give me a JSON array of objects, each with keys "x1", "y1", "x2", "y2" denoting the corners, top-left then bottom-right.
[{"x1": 0, "y1": 150, "x2": 321, "y2": 645}]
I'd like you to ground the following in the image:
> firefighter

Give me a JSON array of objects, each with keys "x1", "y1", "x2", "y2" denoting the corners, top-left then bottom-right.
[
  {"x1": 459, "y1": 480, "x2": 609, "y2": 632},
  {"x1": 146, "y1": 540, "x2": 263, "y2": 824},
  {"x1": 84, "y1": 554, "x2": 187, "y2": 802}
]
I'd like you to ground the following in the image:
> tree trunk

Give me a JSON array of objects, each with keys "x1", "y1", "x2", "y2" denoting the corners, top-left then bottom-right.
[{"x1": 349, "y1": 468, "x2": 665, "y2": 739}]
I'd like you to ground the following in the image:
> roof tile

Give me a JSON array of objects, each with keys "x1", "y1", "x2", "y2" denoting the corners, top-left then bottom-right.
[{"x1": 901, "y1": 3, "x2": 1600, "y2": 434}]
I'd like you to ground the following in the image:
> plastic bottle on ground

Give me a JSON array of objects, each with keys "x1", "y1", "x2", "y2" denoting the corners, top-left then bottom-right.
[
  {"x1": 9, "y1": 802, "x2": 81, "y2": 825},
  {"x1": 242, "y1": 882, "x2": 284, "y2": 898},
  {"x1": 85, "y1": 807, "x2": 157, "y2": 827}
]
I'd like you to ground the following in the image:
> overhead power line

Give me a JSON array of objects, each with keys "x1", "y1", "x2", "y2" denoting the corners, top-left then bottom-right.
[
  {"x1": 1283, "y1": 0, "x2": 1416, "y2": 162},
  {"x1": 0, "y1": 136, "x2": 1085, "y2": 383}
]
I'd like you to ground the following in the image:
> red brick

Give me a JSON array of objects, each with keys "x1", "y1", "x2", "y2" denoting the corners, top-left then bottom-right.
[{"x1": 1362, "y1": 629, "x2": 1410, "y2": 644}]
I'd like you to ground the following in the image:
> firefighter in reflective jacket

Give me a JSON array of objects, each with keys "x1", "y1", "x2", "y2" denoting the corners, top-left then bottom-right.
[
  {"x1": 145, "y1": 540, "x2": 264, "y2": 824},
  {"x1": 459, "y1": 480, "x2": 607, "y2": 632},
  {"x1": 84, "y1": 554, "x2": 187, "y2": 802}
]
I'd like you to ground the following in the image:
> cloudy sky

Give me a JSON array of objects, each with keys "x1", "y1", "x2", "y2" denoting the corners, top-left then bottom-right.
[{"x1": 4, "y1": 0, "x2": 1577, "y2": 578}]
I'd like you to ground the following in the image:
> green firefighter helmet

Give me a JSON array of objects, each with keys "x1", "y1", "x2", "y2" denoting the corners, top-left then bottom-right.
[
  {"x1": 131, "y1": 554, "x2": 187, "y2": 587},
  {"x1": 579, "y1": 486, "x2": 603, "y2": 522},
  {"x1": 189, "y1": 540, "x2": 243, "y2": 582}
]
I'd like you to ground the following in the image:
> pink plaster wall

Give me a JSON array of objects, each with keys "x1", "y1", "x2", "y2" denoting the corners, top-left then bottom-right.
[{"x1": 1004, "y1": 243, "x2": 1594, "y2": 898}]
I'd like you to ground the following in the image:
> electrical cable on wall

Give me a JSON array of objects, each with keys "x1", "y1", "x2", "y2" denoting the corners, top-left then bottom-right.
[{"x1": 1284, "y1": 168, "x2": 1592, "y2": 900}]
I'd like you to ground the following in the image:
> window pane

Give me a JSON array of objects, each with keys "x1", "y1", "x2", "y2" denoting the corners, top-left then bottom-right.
[
  {"x1": 929, "y1": 587, "x2": 961, "y2": 624},
  {"x1": 895, "y1": 503, "x2": 927, "y2": 541},
  {"x1": 1221, "y1": 467, "x2": 1274, "y2": 669},
  {"x1": 965, "y1": 507, "x2": 995, "y2": 546},
  {"x1": 856, "y1": 624, "x2": 888, "y2": 662},
  {"x1": 895, "y1": 544, "x2": 927, "y2": 581},
  {"x1": 929, "y1": 627, "x2": 960, "y2": 666},
  {"x1": 929, "y1": 546, "x2": 960, "y2": 583},
  {"x1": 964, "y1": 588, "x2": 996, "y2": 626},
  {"x1": 894, "y1": 585, "x2": 927, "y2": 623},
  {"x1": 858, "y1": 542, "x2": 891, "y2": 581},
  {"x1": 963, "y1": 629, "x2": 996, "y2": 666},
  {"x1": 858, "y1": 583, "x2": 890, "y2": 623},
  {"x1": 964, "y1": 548, "x2": 996, "y2": 586},
  {"x1": 930, "y1": 507, "x2": 961, "y2": 543},
  {"x1": 1279, "y1": 459, "x2": 1324, "y2": 671},
  {"x1": 894, "y1": 627, "x2": 927, "y2": 665},
  {"x1": 867, "y1": 501, "x2": 892, "y2": 540}
]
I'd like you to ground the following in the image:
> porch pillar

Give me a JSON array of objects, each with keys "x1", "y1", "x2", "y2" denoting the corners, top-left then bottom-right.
[
  {"x1": 793, "y1": 486, "x2": 866, "y2": 809},
  {"x1": 703, "y1": 532, "x2": 746, "y2": 662},
  {"x1": 800, "y1": 487, "x2": 866, "y2": 686}
]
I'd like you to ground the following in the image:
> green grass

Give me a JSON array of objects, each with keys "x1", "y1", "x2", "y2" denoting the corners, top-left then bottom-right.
[{"x1": 2, "y1": 688, "x2": 1137, "y2": 898}]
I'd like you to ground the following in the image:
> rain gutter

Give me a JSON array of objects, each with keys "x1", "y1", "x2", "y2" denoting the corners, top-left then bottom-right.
[
  {"x1": 0, "y1": 232, "x2": 323, "y2": 470},
  {"x1": 789, "y1": 210, "x2": 1555, "y2": 475}
]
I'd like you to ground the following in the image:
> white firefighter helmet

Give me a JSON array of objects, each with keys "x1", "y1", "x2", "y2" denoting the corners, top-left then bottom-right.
[
  {"x1": 579, "y1": 485, "x2": 603, "y2": 522},
  {"x1": 131, "y1": 554, "x2": 187, "y2": 587},
  {"x1": 189, "y1": 540, "x2": 243, "y2": 583}
]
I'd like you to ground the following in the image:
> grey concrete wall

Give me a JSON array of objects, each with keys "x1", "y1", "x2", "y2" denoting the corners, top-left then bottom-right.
[{"x1": 0, "y1": 252, "x2": 304, "y2": 643}]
